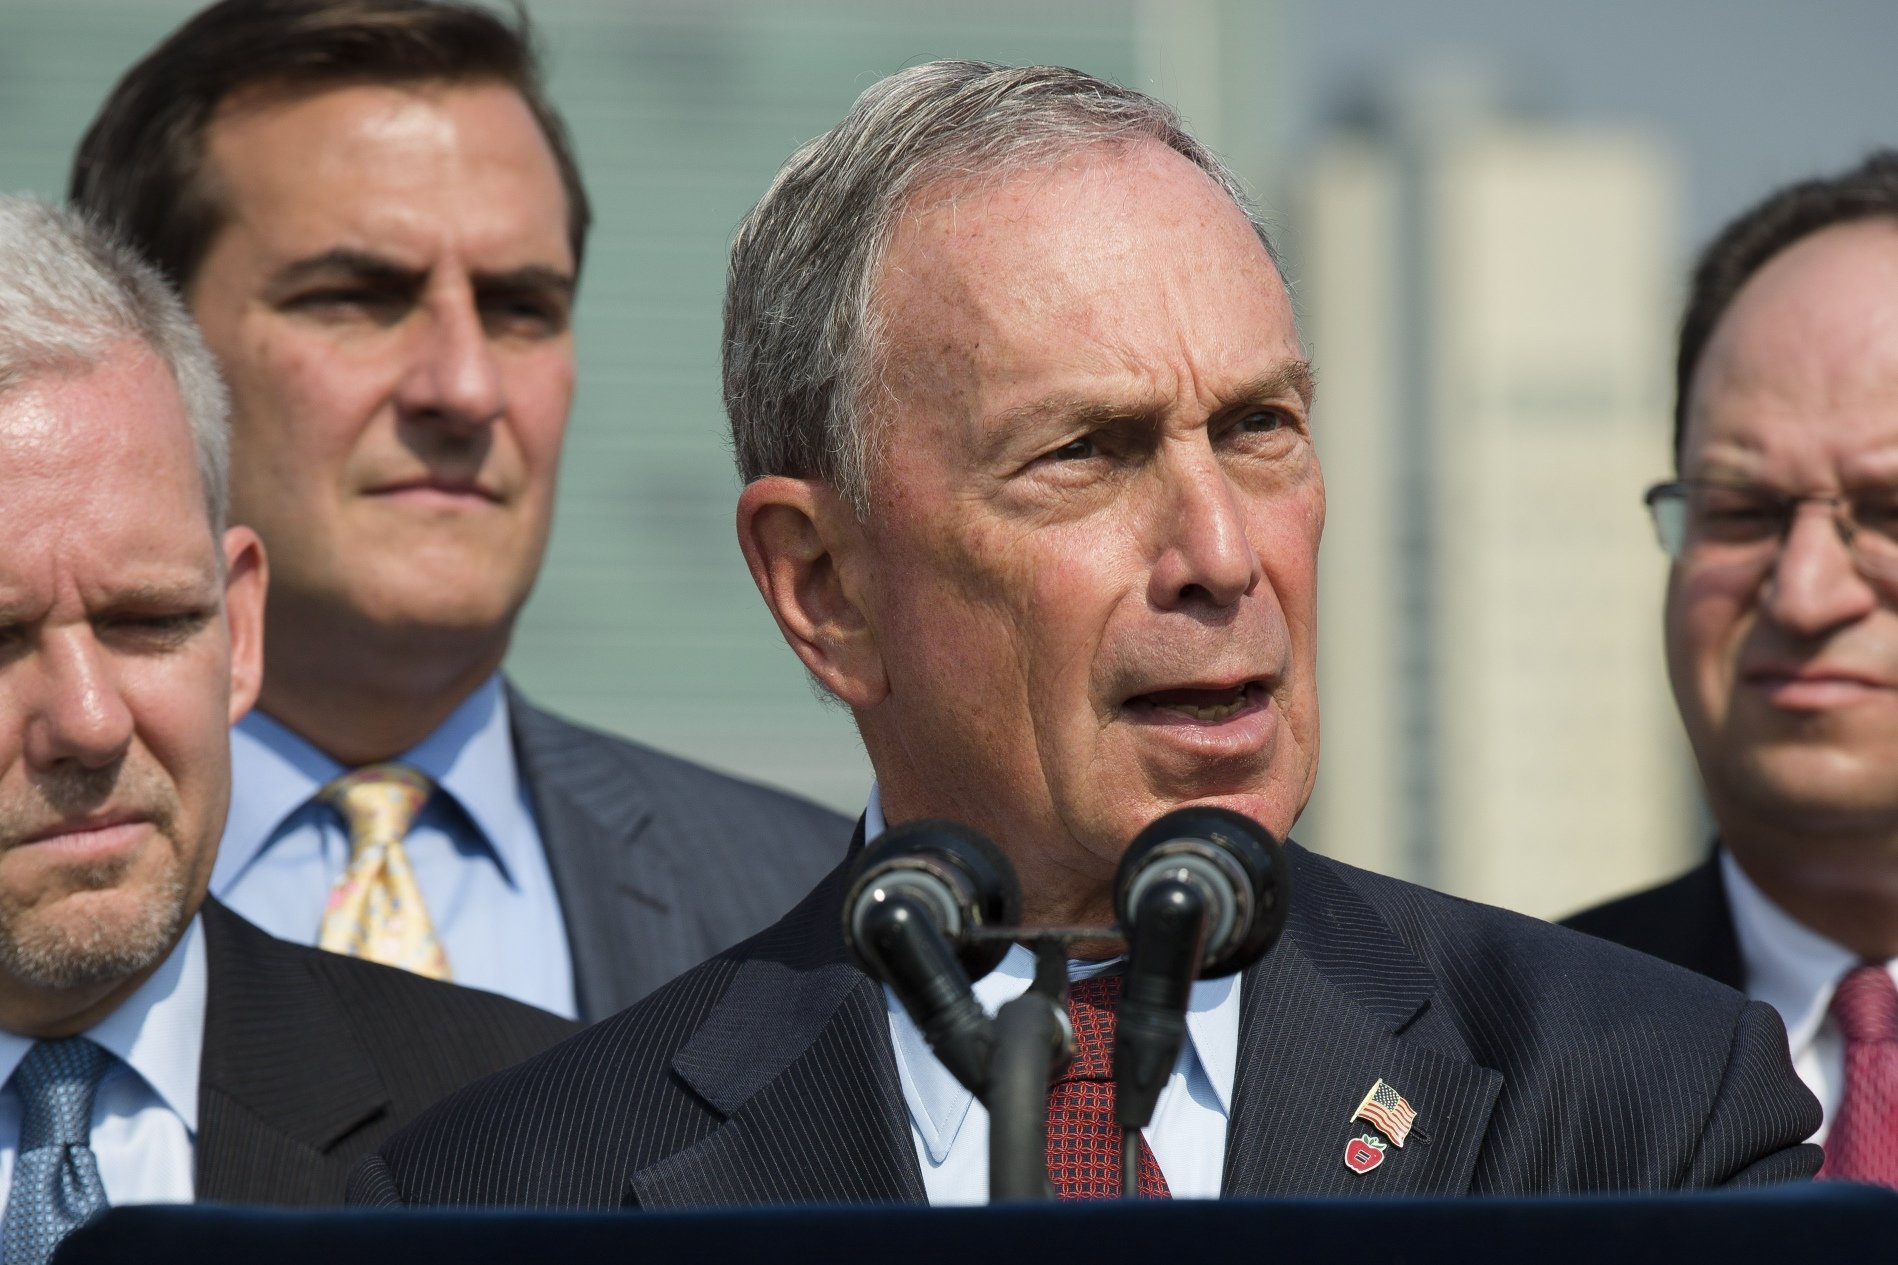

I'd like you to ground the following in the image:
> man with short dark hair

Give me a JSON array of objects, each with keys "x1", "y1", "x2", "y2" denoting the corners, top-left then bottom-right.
[
  {"x1": 354, "y1": 61, "x2": 1820, "y2": 1210},
  {"x1": 71, "y1": 0, "x2": 846, "y2": 1022},
  {"x1": 0, "y1": 194, "x2": 573, "y2": 1260},
  {"x1": 1567, "y1": 151, "x2": 1898, "y2": 1188}
]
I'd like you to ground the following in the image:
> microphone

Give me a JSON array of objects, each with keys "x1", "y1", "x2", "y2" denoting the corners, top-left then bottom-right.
[
  {"x1": 1112, "y1": 807, "x2": 1291, "y2": 1143},
  {"x1": 841, "y1": 820, "x2": 1022, "y2": 1096}
]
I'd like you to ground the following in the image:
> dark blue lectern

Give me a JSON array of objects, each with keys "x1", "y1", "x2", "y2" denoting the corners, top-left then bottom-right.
[{"x1": 53, "y1": 1185, "x2": 1898, "y2": 1265}]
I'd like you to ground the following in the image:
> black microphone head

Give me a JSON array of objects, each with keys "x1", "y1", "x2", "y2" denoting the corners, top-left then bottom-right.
[
  {"x1": 1114, "y1": 806, "x2": 1291, "y2": 978},
  {"x1": 841, "y1": 819, "x2": 1022, "y2": 982}
]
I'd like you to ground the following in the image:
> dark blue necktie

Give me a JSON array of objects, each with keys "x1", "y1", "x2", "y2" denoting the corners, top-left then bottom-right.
[{"x1": 2, "y1": 1038, "x2": 112, "y2": 1265}]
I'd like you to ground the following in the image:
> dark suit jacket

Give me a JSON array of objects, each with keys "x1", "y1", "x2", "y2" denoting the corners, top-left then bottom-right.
[
  {"x1": 1560, "y1": 855, "x2": 1744, "y2": 990},
  {"x1": 508, "y1": 690, "x2": 851, "y2": 1020},
  {"x1": 348, "y1": 839, "x2": 1820, "y2": 1208},
  {"x1": 197, "y1": 899, "x2": 577, "y2": 1203}
]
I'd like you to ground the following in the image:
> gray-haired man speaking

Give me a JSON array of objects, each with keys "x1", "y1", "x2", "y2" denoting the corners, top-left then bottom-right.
[
  {"x1": 354, "y1": 61, "x2": 1818, "y2": 1209},
  {"x1": 0, "y1": 196, "x2": 571, "y2": 1259}
]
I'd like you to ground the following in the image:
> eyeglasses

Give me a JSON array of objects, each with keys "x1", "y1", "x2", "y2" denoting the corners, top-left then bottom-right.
[{"x1": 1643, "y1": 479, "x2": 1898, "y2": 583}]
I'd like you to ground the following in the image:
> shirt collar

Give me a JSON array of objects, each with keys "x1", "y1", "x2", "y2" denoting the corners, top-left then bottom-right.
[
  {"x1": 867, "y1": 783, "x2": 1239, "y2": 1164},
  {"x1": 217, "y1": 675, "x2": 530, "y2": 890},
  {"x1": 0, "y1": 914, "x2": 207, "y2": 1134},
  {"x1": 1722, "y1": 849, "x2": 1861, "y2": 1054}
]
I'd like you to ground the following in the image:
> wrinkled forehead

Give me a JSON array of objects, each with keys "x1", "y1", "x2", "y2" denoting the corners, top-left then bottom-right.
[
  {"x1": 868, "y1": 142, "x2": 1293, "y2": 419},
  {"x1": 0, "y1": 351, "x2": 215, "y2": 552}
]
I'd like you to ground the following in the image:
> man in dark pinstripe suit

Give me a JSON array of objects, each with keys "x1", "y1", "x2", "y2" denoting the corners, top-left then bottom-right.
[{"x1": 352, "y1": 61, "x2": 1820, "y2": 1209}]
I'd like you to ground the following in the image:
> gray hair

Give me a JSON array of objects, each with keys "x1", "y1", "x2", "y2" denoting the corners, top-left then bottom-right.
[
  {"x1": 0, "y1": 194, "x2": 229, "y2": 533},
  {"x1": 723, "y1": 60, "x2": 1276, "y2": 515}
]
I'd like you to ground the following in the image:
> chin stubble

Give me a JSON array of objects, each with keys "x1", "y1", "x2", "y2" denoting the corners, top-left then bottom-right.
[{"x1": 0, "y1": 764, "x2": 192, "y2": 991}]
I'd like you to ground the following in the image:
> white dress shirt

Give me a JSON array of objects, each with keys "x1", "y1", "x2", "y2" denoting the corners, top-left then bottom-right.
[
  {"x1": 0, "y1": 915, "x2": 205, "y2": 1213},
  {"x1": 866, "y1": 786, "x2": 1241, "y2": 1203},
  {"x1": 216, "y1": 675, "x2": 578, "y2": 1018},
  {"x1": 1722, "y1": 850, "x2": 1898, "y2": 1145}
]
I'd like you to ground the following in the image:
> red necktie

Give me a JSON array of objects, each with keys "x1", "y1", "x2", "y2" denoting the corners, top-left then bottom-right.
[
  {"x1": 1819, "y1": 963, "x2": 1898, "y2": 1187},
  {"x1": 1045, "y1": 973, "x2": 1171, "y2": 1199}
]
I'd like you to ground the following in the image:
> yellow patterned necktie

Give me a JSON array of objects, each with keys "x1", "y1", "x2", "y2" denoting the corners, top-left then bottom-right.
[{"x1": 316, "y1": 763, "x2": 452, "y2": 981}]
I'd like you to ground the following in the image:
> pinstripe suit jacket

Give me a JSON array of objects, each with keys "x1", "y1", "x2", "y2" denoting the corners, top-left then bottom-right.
[
  {"x1": 196, "y1": 898, "x2": 577, "y2": 1203},
  {"x1": 509, "y1": 691, "x2": 851, "y2": 1020},
  {"x1": 347, "y1": 839, "x2": 1821, "y2": 1208}
]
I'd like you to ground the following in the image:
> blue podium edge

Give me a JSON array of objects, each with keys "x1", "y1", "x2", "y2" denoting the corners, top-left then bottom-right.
[{"x1": 58, "y1": 1184, "x2": 1898, "y2": 1265}]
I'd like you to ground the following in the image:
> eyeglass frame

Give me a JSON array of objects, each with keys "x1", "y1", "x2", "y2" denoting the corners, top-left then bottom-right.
[{"x1": 1642, "y1": 477, "x2": 1898, "y2": 583}]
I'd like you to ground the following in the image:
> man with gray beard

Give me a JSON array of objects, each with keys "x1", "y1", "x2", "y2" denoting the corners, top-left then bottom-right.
[{"x1": 0, "y1": 194, "x2": 572, "y2": 1264}]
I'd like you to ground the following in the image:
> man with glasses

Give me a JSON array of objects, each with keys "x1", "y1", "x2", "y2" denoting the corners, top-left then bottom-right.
[{"x1": 1567, "y1": 151, "x2": 1898, "y2": 1189}]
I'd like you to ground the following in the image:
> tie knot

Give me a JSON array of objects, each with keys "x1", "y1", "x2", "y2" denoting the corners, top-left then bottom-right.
[
  {"x1": 13, "y1": 1038, "x2": 111, "y2": 1152},
  {"x1": 1830, "y1": 963, "x2": 1898, "y2": 1045},
  {"x1": 321, "y1": 763, "x2": 434, "y2": 854},
  {"x1": 1060, "y1": 972, "x2": 1123, "y2": 1081}
]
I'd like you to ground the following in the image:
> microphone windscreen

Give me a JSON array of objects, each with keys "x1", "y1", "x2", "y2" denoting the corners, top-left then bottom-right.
[
  {"x1": 841, "y1": 819, "x2": 1022, "y2": 981},
  {"x1": 1113, "y1": 806, "x2": 1290, "y2": 978}
]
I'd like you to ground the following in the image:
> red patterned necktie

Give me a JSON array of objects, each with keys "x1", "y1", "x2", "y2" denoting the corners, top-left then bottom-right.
[
  {"x1": 1819, "y1": 963, "x2": 1898, "y2": 1187},
  {"x1": 1045, "y1": 973, "x2": 1171, "y2": 1199}
]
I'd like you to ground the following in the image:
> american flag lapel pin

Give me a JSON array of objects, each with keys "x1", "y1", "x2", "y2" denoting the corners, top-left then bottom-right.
[{"x1": 1343, "y1": 1077, "x2": 1417, "y2": 1174}]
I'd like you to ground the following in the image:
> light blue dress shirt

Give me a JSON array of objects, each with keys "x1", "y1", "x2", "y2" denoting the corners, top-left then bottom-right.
[
  {"x1": 215, "y1": 676, "x2": 578, "y2": 1019},
  {"x1": 865, "y1": 786, "x2": 1240, "y2": 1203},
  {"x1": 0, "y1": 915, "x2": 205, "y2": 1209}
]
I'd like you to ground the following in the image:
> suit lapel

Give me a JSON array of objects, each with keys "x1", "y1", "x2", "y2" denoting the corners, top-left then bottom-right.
[
  {"x1": 629, "y1": 830, "x2": 925, "y2": 1208},
  {"x1": 507, "y1": 688, "x2": 663, "y2": 1021},
  {"x1": 627, "y1": 833, "x2": 1501, "y2": 1204},
  {"x1": 195, "y1": 901, "x2": 392, "y2": 1202},
  {"x1": 1221, "y1": 848, "x2": 1501, "y2": 1197}
]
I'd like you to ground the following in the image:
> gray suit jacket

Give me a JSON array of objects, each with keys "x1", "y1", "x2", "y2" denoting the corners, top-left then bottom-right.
[{"x1": 509, "y1": 690, "x2": 850, "y2": 1020}]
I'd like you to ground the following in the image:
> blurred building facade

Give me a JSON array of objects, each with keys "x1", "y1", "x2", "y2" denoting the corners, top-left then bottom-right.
[{"x1": 1297, "y1": 77, "x2": 1696, "y2": 916}]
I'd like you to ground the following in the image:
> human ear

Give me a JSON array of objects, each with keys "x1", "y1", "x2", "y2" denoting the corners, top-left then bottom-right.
[
  {"x1": 736, "y1": 477, "x2": 888, "y2": 708},
  {"x1": 221, "y1": 526, "x2": 268, "y2": 724}
]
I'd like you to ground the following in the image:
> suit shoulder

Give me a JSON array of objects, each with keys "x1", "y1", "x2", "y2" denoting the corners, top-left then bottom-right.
[
  {"x1": 1297, "y1": 847, "x2": 1756, "y2": 1033},
  {"x1": 509, "y1": 693, "x2": 851, "y2": 840},
  {"x1": 208, "y1": 901, "x2": 575, "y2": 1070},
  {"x1": 1558, "y1": 857, "x2": 1742, "y2": 987},
  {"x1": 365, "y1": 952, "x2": 744, "y2": 1208},
  {"x1": 308, "y1": 948, "x2": 580, "y2": 1052},
  {"x1": 1562, "y1": 865, "x2": 1710, "y2": 939}
]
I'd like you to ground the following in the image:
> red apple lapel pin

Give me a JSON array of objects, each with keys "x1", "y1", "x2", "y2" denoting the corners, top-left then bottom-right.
[{"x1": 1343, "y1": 1134, "x2": 1388, "y2": 1174}]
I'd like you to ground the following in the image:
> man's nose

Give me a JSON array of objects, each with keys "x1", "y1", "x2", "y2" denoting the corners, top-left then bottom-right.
[
  {"x1": 395, "y1": 287, "x2": 506, "y2": 434},
  {"x1": 21, "y1": 631, "x2": 135, "y2": 772},
  {"x1": 1761, "y1": 501, "x2": 1879, "y2": 636},
  {"x1": 1147, "y1": 448, "x2": 1263, "y2": 610}
]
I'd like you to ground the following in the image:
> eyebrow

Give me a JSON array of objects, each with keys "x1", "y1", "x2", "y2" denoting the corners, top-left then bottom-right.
[
  {"x1": 994, "y1": 358, "x2": 1318, "y2": 435},
  {"x1": 103, "y1": 579, "x2": 220, "y2": 608},
  {"x1": 265, "y1": 247, "x2": 576, "y2": 301},
  {"x1": 0, "y1": 578, "x2": 219, "y2": 626}
]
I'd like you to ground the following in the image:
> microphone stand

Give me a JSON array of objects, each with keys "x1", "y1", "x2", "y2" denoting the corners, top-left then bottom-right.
[
  {"x1": 1113, "y1": 877, "x2": 1208, "y2": 1197},
  {"x1": 985, "y1": 938, "x2": 1073, "y2": 1202}
]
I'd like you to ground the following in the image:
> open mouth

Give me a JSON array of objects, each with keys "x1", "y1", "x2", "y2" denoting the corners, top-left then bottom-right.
[{"x1": 1124, "y1": 680, "x2": 1267, "y2": 724}]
